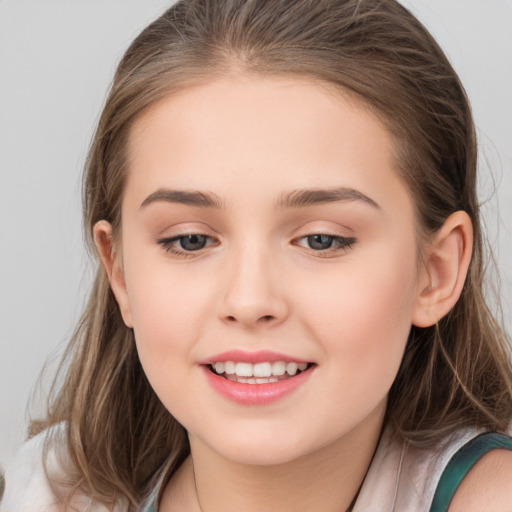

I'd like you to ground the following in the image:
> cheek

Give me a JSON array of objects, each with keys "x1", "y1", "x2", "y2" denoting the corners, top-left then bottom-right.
[
  {"x1": 298, "y1": 248, "x2": 418, "y2": 381},
  {"x1": 124, "y1": 267, "x2": 212, "y2": 416},
  {"x1": 121, "y1": 252, "x2": 215, "y2": 378}
]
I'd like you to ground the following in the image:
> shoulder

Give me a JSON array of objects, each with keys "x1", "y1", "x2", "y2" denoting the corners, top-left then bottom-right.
[
  {"x1": 1, "y1": 424, "x2": 127, "y2": 512},
  {"x1": 0, "y1": 427, "x2": 58, "y2": 511},
  {"x1": 448, "y1": 448, "x2": 512, "y2": 512}
]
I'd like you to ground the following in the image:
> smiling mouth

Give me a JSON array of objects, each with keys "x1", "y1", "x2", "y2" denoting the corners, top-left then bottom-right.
[{"x1": 208, "y1": 361, "x2": 314, "y2": 384}]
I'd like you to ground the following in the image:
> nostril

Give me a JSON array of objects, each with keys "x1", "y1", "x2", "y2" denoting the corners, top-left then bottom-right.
[{"x1": 225, "y1": 314, "x2": 275, "y2": 323}]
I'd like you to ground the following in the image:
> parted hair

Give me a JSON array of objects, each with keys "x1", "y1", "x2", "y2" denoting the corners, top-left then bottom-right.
[{"x1": 30, "y1": 0, "x2": 512, "y2": 508}]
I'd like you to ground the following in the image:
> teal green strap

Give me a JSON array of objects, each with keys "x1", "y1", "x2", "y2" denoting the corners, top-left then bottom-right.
[
  {"x1": 140, "y1": 488, "x2": 158, "y2": 512},
  {"x1": 143, "y1": 500, "x2": 157, "y2": 512},
  {"x1": 430, "y1": 432, "x2": 512, "y2": 512}
]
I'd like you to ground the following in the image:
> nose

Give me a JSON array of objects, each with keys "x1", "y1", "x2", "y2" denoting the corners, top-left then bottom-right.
[{"x1": 217, "y1": 245, "x2": 289, "y2": 329}]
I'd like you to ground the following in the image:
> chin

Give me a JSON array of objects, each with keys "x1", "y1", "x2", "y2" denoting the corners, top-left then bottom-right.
[
  {"x1": 220, "y1": 444, "x2": 305, "y2": 466},
  {"x1": 193, "y1": 427, "x2": 325, "y2": 467}
]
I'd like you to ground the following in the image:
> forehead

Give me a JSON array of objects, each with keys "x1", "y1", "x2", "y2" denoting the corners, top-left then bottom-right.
[{"x1": 125, "y1": 75, "x2": 412, "y2": 215}]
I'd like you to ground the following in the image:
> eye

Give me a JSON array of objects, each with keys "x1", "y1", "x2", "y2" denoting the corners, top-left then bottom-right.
[
  {"x1": 307, "y1": 234, "x2": 336, "y2": 250},
  {"x1": 177, "y1": 234, "x2": 208, "y2": 251},
  {"x1": 157, "y1": 233, "x2": 217, "y2": 256},
  {"x1": 295, "y1": 234, "x2": 356, "y2": 255}
]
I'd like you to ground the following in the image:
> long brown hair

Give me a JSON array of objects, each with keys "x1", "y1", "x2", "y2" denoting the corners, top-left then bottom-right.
[{"x1": 30, "y1": 0, "x2": 512, "y2": 507}]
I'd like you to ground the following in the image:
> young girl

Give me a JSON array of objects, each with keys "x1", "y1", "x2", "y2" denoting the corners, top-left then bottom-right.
[{"x1": 2, "y1": 0, "x2": 512, "y2": 510}]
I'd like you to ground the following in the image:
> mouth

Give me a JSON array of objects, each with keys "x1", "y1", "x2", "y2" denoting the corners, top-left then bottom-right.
[
  {"x1": 200, "y1": 350, "x2": 316, "y2": 404},
  {"x1": 207, "y1": 361, "x2": 315, "y2": 384}
]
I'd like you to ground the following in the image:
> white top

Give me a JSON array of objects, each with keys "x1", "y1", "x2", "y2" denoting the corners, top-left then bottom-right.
[
  {"x1": 0, "y1": 425, "x2": 121, "y2": 512},
  {"x1": 0, "y1": 424, "x2": 490, "y2": 512},
  {"x1": 352, "y1": 426, "x2": 481, "y2": 511}
]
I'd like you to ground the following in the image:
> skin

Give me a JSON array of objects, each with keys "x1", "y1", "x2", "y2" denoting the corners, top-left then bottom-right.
[
  {"x1": 94, "y1": 75, "x2": 482, "y2": 511},
  {"x1": 448, "y1": 450, "x2": 512, "y2": 511}
]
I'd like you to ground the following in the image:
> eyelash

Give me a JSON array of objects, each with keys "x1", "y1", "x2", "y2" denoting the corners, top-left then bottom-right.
[{"x1": 157, "y1": 233, "x2": 356, "y2": 258}]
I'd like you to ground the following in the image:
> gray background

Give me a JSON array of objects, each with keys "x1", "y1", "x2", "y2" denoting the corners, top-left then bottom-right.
[{"x1": 1, "y1": 0, "x2": 511, "y2": 468}]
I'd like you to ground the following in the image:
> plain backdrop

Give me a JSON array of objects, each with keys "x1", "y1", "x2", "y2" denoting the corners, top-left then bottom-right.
[{"x1": 1, "y1": 0, "x2": 511, "y2": 468}]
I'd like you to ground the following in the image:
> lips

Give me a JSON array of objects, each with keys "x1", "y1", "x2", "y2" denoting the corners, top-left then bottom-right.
[
  {"x1": 201, "y1": 349, "x2": 310, "y2": 365},
  {"x1": 200, "y1": 350, "x2": 315, "y2": 404}
]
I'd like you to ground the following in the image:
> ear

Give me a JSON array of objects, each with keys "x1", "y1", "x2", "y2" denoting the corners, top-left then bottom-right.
[
  {"x1": 412, "y1": 211, "x2": 473, "y2": 328},
  {"x1": 93, "y1": 220, "x2": 134, "y2": 328}
]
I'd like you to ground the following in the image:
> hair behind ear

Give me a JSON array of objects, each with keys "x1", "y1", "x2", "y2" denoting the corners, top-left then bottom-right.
[{"x1": 388, "y1": 210, "x2": 512, "y2": 446}]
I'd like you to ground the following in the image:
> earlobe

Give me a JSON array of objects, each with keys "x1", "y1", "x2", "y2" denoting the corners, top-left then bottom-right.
[
  {"x1": 93, "y1": 220, "x2": 134, "y2": 328},
  {"x1": 412, "y1": 211, "x2": 473, "y2": 328}
]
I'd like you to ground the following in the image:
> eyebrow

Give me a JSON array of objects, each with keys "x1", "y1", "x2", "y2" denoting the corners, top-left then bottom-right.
[
  {"x1": 139, "y1": 186, "x2": 379, "y2": 211},
  {"x1": 276, "y1": 187, "x2": 380, "y2": 210},
  {"x1": 140, "y1": 189, "x2": 224, "y2": 209}
]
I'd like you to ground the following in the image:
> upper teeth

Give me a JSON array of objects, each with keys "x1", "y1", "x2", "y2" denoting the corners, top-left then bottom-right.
[{"x1": 212, "y1": 361, "x2": 308, "y2": 377}]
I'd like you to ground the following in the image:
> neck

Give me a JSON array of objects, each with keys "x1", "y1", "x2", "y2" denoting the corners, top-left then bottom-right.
[{"x1": 162, "y1": 405, "x2": 385, "y2": 512}]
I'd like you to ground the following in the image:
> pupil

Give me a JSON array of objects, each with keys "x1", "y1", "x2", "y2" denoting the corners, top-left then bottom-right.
[
  {"x1": 180, "y1": 234, "x2": 207, "y2": 251},
  {"x1": 308, "y1": 235, "x2": 333, "y2": 250}
]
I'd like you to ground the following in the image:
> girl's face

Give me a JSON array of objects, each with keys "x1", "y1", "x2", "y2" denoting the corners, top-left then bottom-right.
[{"x1": 109, "y1": 76, "x2": 428, "y2": 465}]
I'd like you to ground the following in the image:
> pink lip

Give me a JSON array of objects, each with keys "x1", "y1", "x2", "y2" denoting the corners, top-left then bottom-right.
[
  {"x1": 201, "y1": 364, "x2": 315, "y2": 406},
  {"x1": 200, "y1": 350, "x2": 310, "y2": 365}
]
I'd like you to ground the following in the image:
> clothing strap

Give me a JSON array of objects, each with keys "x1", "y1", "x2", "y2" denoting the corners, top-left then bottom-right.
[
  {"x1": 144, "y1": 501, "x2": 157, "y2": 512},
  {"x1": 429, "y1": 432, "x2": 512, "y2": 512}
]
